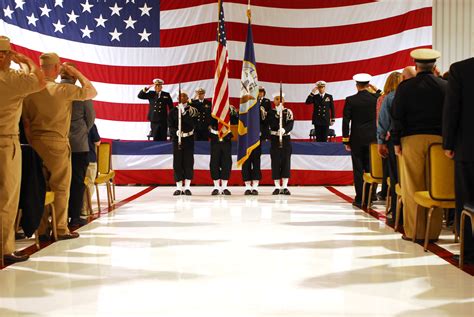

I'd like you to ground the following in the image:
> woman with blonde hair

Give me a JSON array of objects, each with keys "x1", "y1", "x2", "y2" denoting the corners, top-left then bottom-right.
[{"x1": 375, "y1": 71, "x2": 402, "y2": 201}]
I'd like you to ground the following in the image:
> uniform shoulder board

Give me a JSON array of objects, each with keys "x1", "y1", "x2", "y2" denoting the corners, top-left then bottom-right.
[{"x1": 286, "y1": 108, "x2": 294, "y2": 120}]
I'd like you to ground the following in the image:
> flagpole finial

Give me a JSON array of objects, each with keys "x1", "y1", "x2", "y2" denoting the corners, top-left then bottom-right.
[{"x1": 247, "y1": 9, "x2": 251, "y2": 20}]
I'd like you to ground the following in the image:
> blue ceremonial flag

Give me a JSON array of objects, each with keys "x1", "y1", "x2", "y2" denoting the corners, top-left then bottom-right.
[{"x1": 237, "y1": 13, "x2": 260, "y2": 167}]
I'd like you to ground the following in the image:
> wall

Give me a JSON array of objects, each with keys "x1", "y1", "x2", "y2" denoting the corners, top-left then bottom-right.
[{"x1": 433, "y1": 0, "x2": 474, "y2": 72}]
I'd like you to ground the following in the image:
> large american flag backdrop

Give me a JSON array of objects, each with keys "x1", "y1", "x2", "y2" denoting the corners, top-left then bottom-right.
[{"x1": 0, "y1": 0, "x2": 432, "y2": 185}]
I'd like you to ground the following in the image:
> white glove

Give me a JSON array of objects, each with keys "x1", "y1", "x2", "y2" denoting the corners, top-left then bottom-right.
[
  {"x1": 278, "y1": 128, "x2": 286, "y2": 135},
  {"x1": 178, "y1": 103, "x2": 185, "y2": 113},
  {"x1": 176, "y1": 131, "x2": 181, "y2": 137},
  {"x1": 276, "y1": 105, "x2": 283, "y2": 112}
]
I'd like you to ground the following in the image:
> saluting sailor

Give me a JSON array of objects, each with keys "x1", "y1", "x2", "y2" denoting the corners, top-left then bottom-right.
[
  {"x1": 191, "y1": 87, "x2": 212, "y2": 141},
  {"x1": 305, "y1": 80, "x2": 335, "y2": 142},
  {"x1": 138, "y1": 78, "x2": 173, "y2": 141}
]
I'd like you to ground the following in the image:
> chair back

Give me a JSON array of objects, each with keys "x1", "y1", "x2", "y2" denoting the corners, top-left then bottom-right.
[
  {"x1": 97, "y1": 142, "x2": 112, "y2": 175},
  {"x1": 428, "y1": 143, "x2": 455, "y2": 200},
  {"x1": 369, "y1": 143, "x2": 384, "y2": 179}
]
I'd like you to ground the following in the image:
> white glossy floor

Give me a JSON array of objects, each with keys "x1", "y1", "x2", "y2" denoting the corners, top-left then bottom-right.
[{"x1": 1, "y1": 186, "x2": 473, "y2": 317}]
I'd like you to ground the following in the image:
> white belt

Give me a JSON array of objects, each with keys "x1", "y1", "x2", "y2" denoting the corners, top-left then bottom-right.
[
  {"x1": 270, "y1": 131, "x2": 291, "y2": 136},
  {"x1": 179, "y1": 130, "x2": 194, "y2": 138}
]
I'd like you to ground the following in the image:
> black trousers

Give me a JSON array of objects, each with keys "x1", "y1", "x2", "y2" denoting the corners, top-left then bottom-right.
[
  {"x1": 314, "y1": 125, "x2": 329, "y2": 142},
  {"x1": 270, "y1": 136, "x2": 292, "y2": 179},
  {"x1": 380, "y1": 158, "x2": 389, "y2": 197},
  {"x1": 455, "y1": 160, "x2": 474, "y2": 256},
  {"x1": 241, "y1": 144, "x2": 262, "y2": 182},
  {"x1": 68, "y1": 152, "x2": 89, "y2": 220},
  {"x1": 151, "y1": 122, "x2": 168, "y2": 141},
  {"x1": 173, "y1": 137, "x2": 194, "y2": 182},
  {"x1": 210, "y1": 140, "x2": 232, "y2": 180},
  {"x1": 350, "y1": 145, "x2": 370, "y2": 204},
  {"x1": 195, "y1": 128, "x2": 210, "y2": 141}
]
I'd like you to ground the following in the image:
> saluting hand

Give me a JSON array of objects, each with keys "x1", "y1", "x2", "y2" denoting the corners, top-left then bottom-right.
[{"x1": 10, "y1": 51, "x2": 31, "y2": 65}]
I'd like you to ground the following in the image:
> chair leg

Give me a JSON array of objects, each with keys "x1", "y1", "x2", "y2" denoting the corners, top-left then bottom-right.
[
  {"x1": 50, "y1": 204, "x2": 58, "y2": 242},
  {"x1": 386, "y1": 185, "x2": 391, "y2": 214},
  {"x1": 424, "y1": 207, "x2": 435, "y2": 251},
  {"x1": 394, "y1": 196, "x2": 402, "y2": 232},
  {"x1": 35, "y1": 230, "x2": 40, "y2": 250},
  {"x1": 367, "y1": 183, "x2": 374, "y2": 208},
  {"x1": 361, "y1": 181, "x2": 367, "y2": 207},
  {"x1": 96, "y1": 184, "x2": 101, "y2": 214},
  {"x1": 1, "y1": 216, "x2": 4, "y2": 267},
  {"x1": 106, "y1": 182, "x2": 112, "y2": 210},
  {"x1": 85, "y1": 186, "x2": 93, "y2": 216},
  {"x1": 112, "y1": 179, "x2": 116, "y2": 201},
  {"x1": 15, "y1": 209, "x2": 23, "y2": 233},
  {"x1": 454, "y1": 210, "x2": 459, "y2": 243},
  {"x1": 460, "y1": 211, "x2": 466, "y2": 268},
  {"x1": 413, "y1": 204, "x2": 419, "y2": 242}
]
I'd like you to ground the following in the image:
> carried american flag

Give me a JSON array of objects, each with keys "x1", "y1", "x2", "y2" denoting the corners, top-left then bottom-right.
[{"x1": 211, "y1": 0, "x2": 231, "y2": 139}]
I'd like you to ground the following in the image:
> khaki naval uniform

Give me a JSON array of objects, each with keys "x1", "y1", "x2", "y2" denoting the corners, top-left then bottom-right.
[
  {"x1": 0, "y1": 69, "x2": 41, "y2": 254},
  {"x1": 23, "y1": 80, "x2": 88, "y2": 235}
]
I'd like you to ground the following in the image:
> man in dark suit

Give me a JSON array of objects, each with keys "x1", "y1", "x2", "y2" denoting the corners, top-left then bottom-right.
[
  {"x1": 305, "y1": 81, "x2": 335, "y2": 142},
  {"x1": 138, "y1": 78, "x2": 173, "y2": 141},
  {"x1": 191, "y1": 87, "x2": 212, "y2": 141},
  {"x1": 342, "y1": 73, "x2": 381, "y2": 208},
  {"x1": 443, "y1": 57, "x2": 474, "y2": 264}
]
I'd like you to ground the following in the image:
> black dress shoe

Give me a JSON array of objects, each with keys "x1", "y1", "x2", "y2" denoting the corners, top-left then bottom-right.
[
  {"x1": 453, "y1": 254, "x2": 474, "y2": 265},
  {"x1": 222, "y1": 189, "x2": 231, "y2": 195},
  {"x1": 244, "y1": 189, "x2": 252, "y2": 196},
  {"x1": 69, "y1": 218, "x2": 88, "y2": 227},
  {"x1": 38, "y1": 234, "x2": 51, "y2": 242},
  {"x1": 352, "y1": 201, "x2": 362, "y2": 208},
  {"x1": 173, "y1": 190, "x2": 182, "y2": 196},
  {"x1": 4, "y1": 251, "x2": 29, "y2": 264},
  {"x1": 281, "y1": 188, "x2": 291, "y2": 195},
  {"x1": 57, "y1": 232, "x2": 80, "y2": 240},
  {"x1": 184, "y1": 189, "x2": 192, "y2": 196},
  {"x1": 376, "y1": 192, "x2": 386, "y2": 201},
  {"x1": 401, "y1": 235, "x2": 438, "y2": 243},
  {"x1": 251, "y1": 189, "x2": 258, "y2": 195},
  {"x1": 211, "y1": 189, "x2": 220, "y2": 196},
  {"x1": 272, "y1": 188, "x2": 280, "y2": 195},
  {"x1": 15, "y1": 232, "x2": 26, "y2": 240}
]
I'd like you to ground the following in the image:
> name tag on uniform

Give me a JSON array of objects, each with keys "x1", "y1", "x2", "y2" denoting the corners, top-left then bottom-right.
[{"x1": 163, "y1": 96, "x2": 169, "y2": 99}]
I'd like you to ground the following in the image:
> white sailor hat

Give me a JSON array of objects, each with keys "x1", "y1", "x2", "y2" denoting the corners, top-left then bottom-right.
[
  {"x1": 258, "y1": 86, "x2": 266, "y2": 91},
  {"x1": 353, "y1": 73, "x2": 372, "y2": 84},
  {"x1": 152, "y1": 78, "x2": 164, "y2": 85},
  {"x1": 410, "y1": 48, "x2": 441, "y2": 63},
  {"x1": 195, "y1": 87, "x2": 206, "y2": 94},
  {"x1": 271, "y1": 92, "x2": 286, "y2": 99},
  {"x1": 316, "y1": 81, "x2": 326, "y2": 87}
]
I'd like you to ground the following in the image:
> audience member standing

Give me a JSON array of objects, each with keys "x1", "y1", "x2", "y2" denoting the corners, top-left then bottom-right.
[
  {"x1": 305, "y1": 81, "x2": 335, "y2": 142},
  {"x1": 391, "y1": 49, "x2": 447, "y2": 241},
  {"x1": 443, "y1": 57, "x2": 474, "y2": 264},
  {"x1": 377, "y1": 67, "x2": 415, "y2": 224},
  {"x1": 0, "y1": 36, "x2": 44, "y2": 264},
  {"x1": 23, "y1": 53, "x2": 97, "y2": 241},
  {"x1": 342, "y1": 73, "x2": 381, "y2": 208},
  {"x1": 61, "y1": 63, "x2": 95, "y2": 227}
]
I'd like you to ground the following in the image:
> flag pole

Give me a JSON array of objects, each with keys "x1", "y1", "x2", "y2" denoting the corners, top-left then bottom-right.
[{"x1": 247, "y1": 0, "x2": 251, "y2": 21}]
